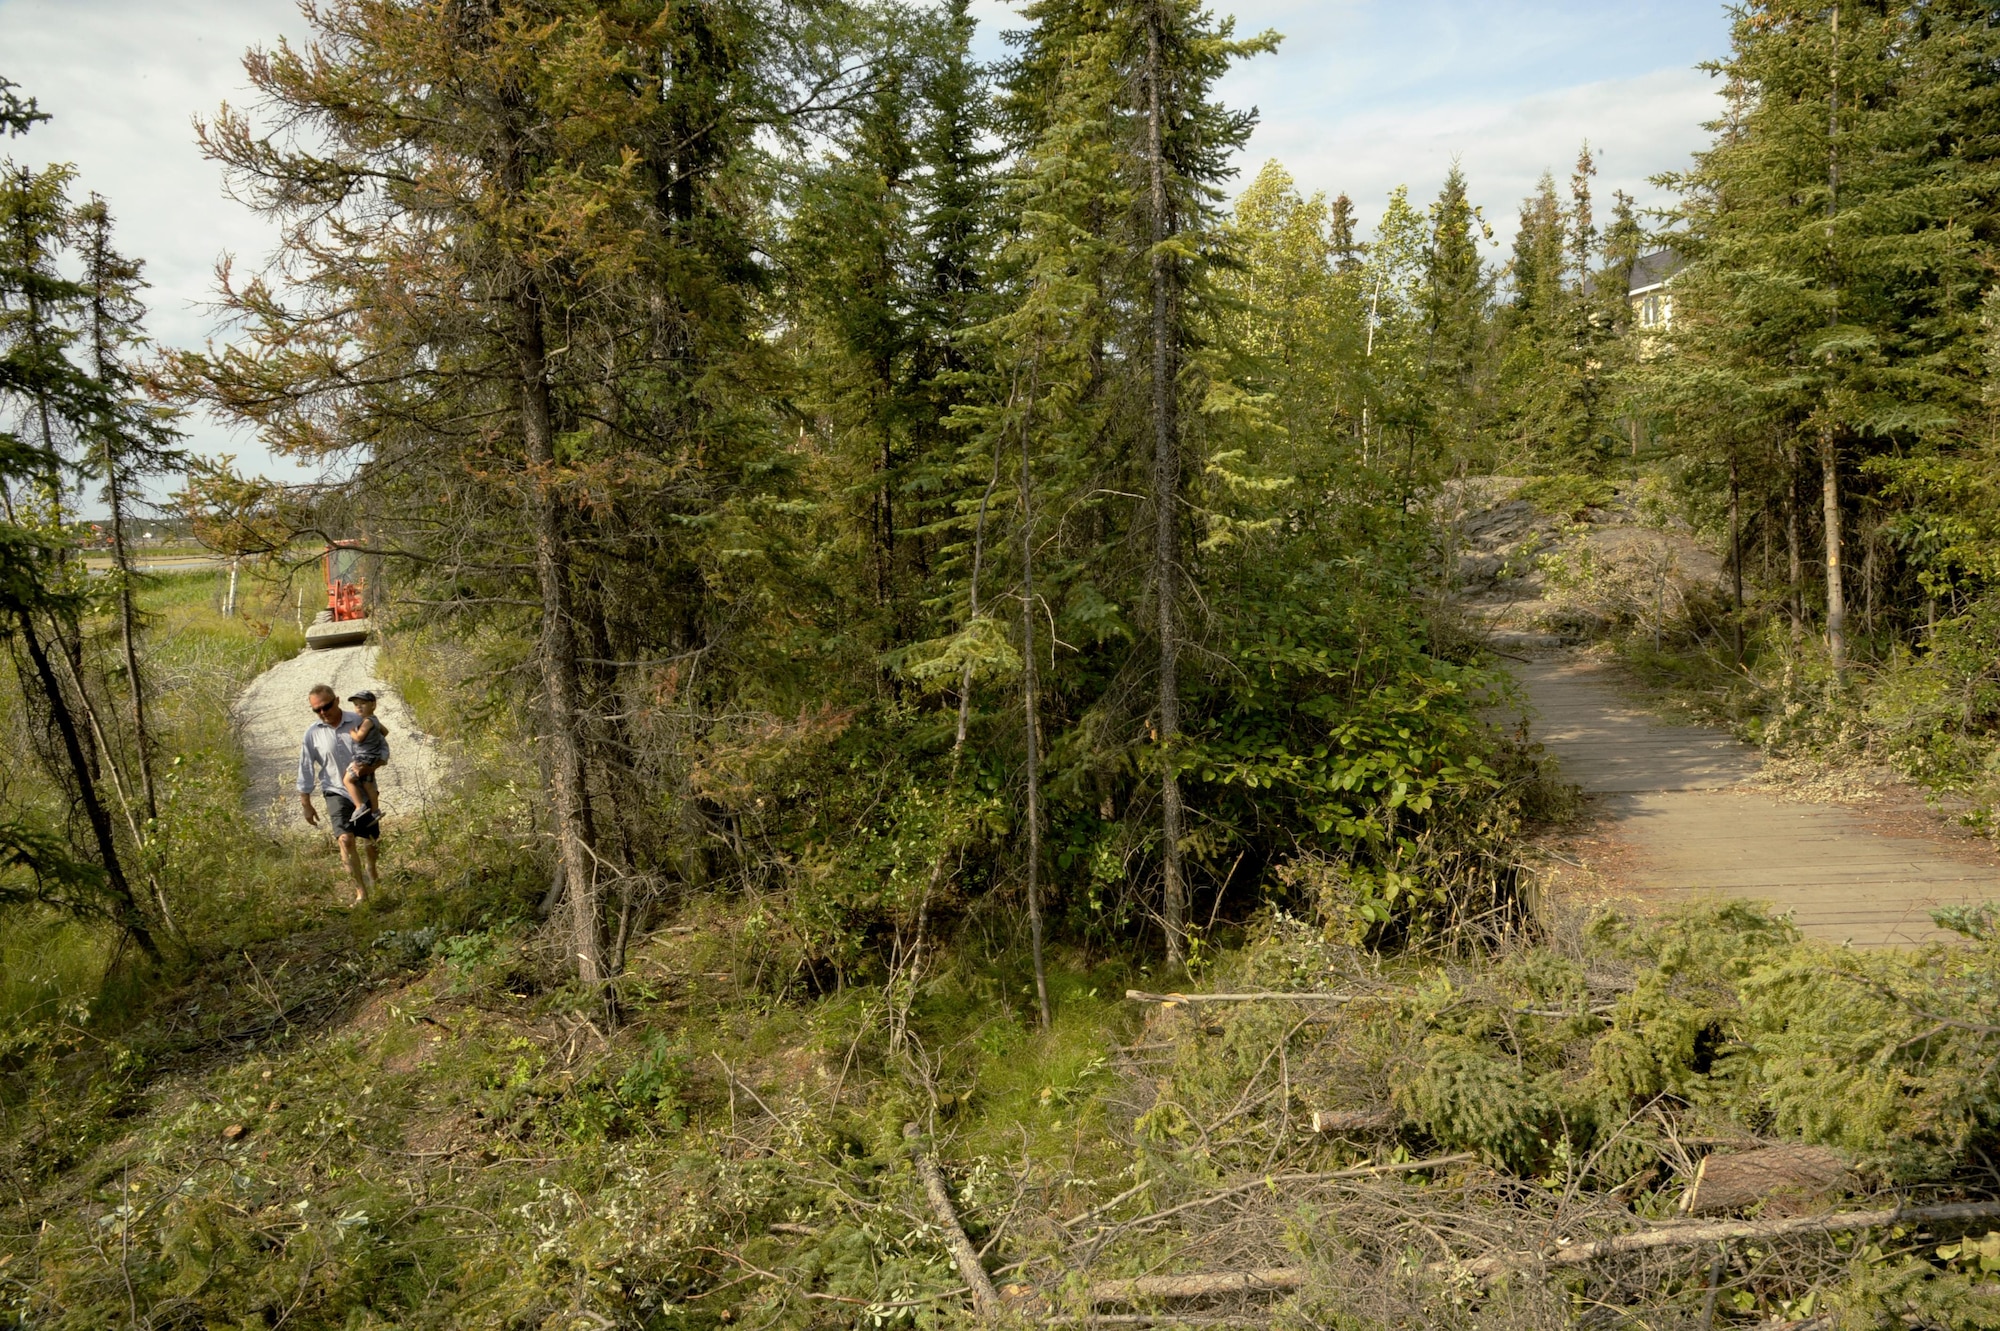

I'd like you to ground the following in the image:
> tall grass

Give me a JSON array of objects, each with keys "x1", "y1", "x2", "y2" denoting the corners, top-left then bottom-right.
[{"x1": 0, "y1": 568, "x2": 316, "y2": 1031}]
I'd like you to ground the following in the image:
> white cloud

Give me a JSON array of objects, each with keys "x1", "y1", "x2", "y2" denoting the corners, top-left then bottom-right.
[
  {"x1": 1246, "y1": 64, "x2": 1725, "y2": 255},
  {"x1": 0, "y1": 0, "x2": 312, "y2": 486}
]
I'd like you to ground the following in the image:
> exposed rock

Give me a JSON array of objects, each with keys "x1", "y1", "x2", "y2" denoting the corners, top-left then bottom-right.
[{"x1": 1439, "y1": 476, "x2": 1731, "y2": 646}]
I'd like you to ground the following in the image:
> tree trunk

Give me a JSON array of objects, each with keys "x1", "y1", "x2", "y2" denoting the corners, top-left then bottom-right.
[
  {"x1": 955, "y1": 422, "x2": 1005, "y2": 756},
  {"x1": 515, "y1": 281, "x2": 606, "y2": 987},
  {"x1": 1017, "y1": 391, "x2": 1051, "y2": 1032},
  {"x1": 1144, "y1": 7, "x2": 1187, "y2": 966},
  {"x1": 904, "y1": 1124, "x2": 1005, "y2": 1321},
  {"x1": 16, "y1": 612, "x2": 157, "y2": 960},
  {"x1": 877, "y1": 376, "x2": 894, "y2": 614},
  {"x1": 1862, "y1": 521, "x2": 1875, "y2": 637},
  {"x1": 110, "y1": 477, "x2": 158, "y2": 824},
  {"x1": 1822, "y1": 8, "x2": 1846, "y2": 679},
  {"x1": 86, "y1": 234, "x2": 159, "y2": 825},
  {"x1": 1783, "y1": 443, "x2": 1803, "y2": 646},
  {"x1": 1728, "y1": 452, "x2": 1743, "y2": 667},
  {"x1": 1821, "y1": 428, "x2": 1846, "y2": 676},
  {"x1": 46, "y1": 634, "x2": 176, "y2": 936}
]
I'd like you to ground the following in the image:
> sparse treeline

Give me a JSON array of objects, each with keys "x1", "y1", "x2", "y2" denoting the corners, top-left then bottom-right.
[
  {"x1": 159, "y1": 0, "x2": 1539, "y2": 992},
  {"x1": 0, "y1": 78, "x2": 181, "y2": 959}
]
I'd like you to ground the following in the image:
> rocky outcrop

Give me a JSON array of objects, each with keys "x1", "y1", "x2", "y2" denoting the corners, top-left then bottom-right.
[{"x1": 1441, "y1": 476, "x2": 1730, "y2": 649}]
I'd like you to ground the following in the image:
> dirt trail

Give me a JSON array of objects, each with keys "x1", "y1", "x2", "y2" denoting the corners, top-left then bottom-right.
[
  {"x1": 233, "y1": 643, "x2": 447, "y2": 829},
  {"x1": 1506, "y1": 653, "x2": 1998, "y2": 946}
]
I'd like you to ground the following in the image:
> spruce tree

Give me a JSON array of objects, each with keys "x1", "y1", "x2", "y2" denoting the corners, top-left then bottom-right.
[
  {"x1": 1132, "y1": 0, "x2": 1274, "y2": 963},
  {"x1": 1656, "y1": 0, "x2": 2000, "y2": 668},
  {"x1": 0, "y1": 81, "x2": 158, "y2": 959},
  {"x1": 170, "y1": 0, "x2": 806, "y2": 988},
  {"x1": 1420, "y1": 164, "x2": 1493, "y2": 460}
]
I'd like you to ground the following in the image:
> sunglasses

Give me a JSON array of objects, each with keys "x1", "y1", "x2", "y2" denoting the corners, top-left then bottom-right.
[{"x1": 312, "y1": 701, "x2": 342, "y2": 715}]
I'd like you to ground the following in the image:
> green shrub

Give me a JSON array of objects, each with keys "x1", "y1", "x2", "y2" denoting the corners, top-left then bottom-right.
[{"x1": 1517, "y1": 472, "x2": 1616, "y2": 517}]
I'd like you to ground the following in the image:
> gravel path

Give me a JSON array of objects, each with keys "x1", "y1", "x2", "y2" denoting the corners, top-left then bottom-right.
[
  {"x1": 1506, "y1": 654, "x2": 1998, "y2": 946},
  {"x1": 233, "y1": 643, "x2": 447, "y2": 830}
]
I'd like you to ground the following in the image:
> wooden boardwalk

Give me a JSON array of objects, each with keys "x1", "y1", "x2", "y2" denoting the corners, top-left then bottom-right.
[{"x1": 1506, "y1": 655, "x2": 1999, "y2": 946}]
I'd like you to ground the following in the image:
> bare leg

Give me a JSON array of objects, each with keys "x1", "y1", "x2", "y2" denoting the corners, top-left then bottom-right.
[
  {"x1": 362, "y1": 837, "x2": 380, "y2": 889},
  {"x1": 339, "y1": 832, "x2": 367, "y2": 904},
  {"x1": 343, "y1": 766, "x2": 368, "y2": 812}
]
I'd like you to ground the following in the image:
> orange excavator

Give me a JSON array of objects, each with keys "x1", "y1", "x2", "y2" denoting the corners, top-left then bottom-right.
[{"x1": 305, "y1": 540, "x2": 375, "y2": 649}]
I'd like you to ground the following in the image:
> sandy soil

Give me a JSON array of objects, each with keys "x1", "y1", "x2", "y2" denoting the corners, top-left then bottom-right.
[{"x1": 233, "y1": 643, "x2": 448, "y2": 831}]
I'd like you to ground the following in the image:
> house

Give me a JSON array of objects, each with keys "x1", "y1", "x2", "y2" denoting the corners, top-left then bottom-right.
[{"x1": 1628, "y1": 248, "x2": 1682, "y2": 331}]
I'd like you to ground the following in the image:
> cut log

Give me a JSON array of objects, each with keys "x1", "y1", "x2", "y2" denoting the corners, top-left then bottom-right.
[
  {"x1": 1309, "y1": 1108, "x2": 1396, "y2": 1134},
  {"x1": 1088, "y1": 1268, "x2": 1305, "y2": 1304},
  {"x1": 1076, "y1": 1317, "x2": 1269, "y2": 1328},
  {"x1": 305, "y1": 615, "x2": 374, "y2": 649},
  {"x1": 1448, "y1": 1199, "x2": 2000, "y2": 1283},
  {"x1": 1127, "y1": 990, "x2": 1363, "y2": 1005},
  {"x1": 1681, "y1": 1145, "x2": 1850, "y2": 1215},
  {"x1": 904, "y1": 1122, "x2": 1003, "y2": 1322}
]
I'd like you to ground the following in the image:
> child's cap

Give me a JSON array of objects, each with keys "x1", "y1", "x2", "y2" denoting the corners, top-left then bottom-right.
[{"x1": 348, "y1": 689, "x2": 378, "y2": 703}]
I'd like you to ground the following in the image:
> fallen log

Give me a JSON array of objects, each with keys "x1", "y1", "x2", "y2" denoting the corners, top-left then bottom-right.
[
  {"x1": 1681, "y1": 1145, "x2": 1850, "y2": 1216},
  {"x1": 1079, "y1": 1200, "x2": 2000, "y2": 1303},
  {"x1": 1124, "y1": 990, "x2": 1611, "y2": 1018},
  {"x1": 1088, "y1": 1268, "x2": 1305, "y2": 1304},
  {"x1": 1126, "y1": 990, "x2": 1364, "y2": 1005},
  {"x1": 1309, "y1": 1107, "x2": 1397, "y2": 1134},
  {"x1": 1072, "y1": 1311, "x2": 1272, "y2": 1319},
  {"x1": 904, "y1": 1122, "x2": 1004, "y2": 1322},
  {"x1": 1448, "y1": 1200, "x2": 2000, "y2": 1283}
]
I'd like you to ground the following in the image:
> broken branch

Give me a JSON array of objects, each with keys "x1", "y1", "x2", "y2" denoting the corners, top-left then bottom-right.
[
  {"x1": 1079, "y1": 1200, "x2": 2000, "y2": 1302},
  {"x1": 905, "y1": 1122, "x2": 1004, "y2": 1322},
  {"x1": 1448, "y1": 1199, "x2": 2000, "y2": 1282}
]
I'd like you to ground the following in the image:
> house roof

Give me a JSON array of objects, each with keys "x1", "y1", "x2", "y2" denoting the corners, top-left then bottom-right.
[{"x1": 1629, "y1": 248, "x2": 1682, "y2": 295}]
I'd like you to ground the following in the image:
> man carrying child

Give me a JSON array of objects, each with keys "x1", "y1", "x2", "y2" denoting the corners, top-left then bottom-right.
[{"x1": 296, "y1": 683, "x2": 391, "y2": 905}]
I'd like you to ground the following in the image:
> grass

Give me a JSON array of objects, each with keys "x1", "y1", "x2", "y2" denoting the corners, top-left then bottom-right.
[
  {"x1": 6, "y1": 560, "x2": 1999, "y2": 1328},
  {"x1": 0, "y1": 913, "x2": 107, "y2": 1031},
  {"x1": 9, "y1": 872, "x2": 2000, "y2": 1329},
  {"x1": 0, "y1": 568, "x2": 311, "y2": 1033}
]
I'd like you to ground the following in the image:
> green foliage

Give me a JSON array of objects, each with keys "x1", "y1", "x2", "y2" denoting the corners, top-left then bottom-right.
[
  {"x1": 1493, "y1": 147, "x2": 1629, "y2": 473},
  {"x1": 1619, "y1": 0, "x2": 2000, "y2": 790},
  {"x1": 1516, "y1": 472, "x2": 1616, "y2": 518}
]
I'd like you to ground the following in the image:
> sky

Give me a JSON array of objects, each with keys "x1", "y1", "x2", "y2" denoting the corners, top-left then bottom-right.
[{"x1": 0, "y1": 0, "x2": 1734, "y2": 497}]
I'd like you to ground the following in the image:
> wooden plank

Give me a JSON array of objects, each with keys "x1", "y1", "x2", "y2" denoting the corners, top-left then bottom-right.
[{"x1": 1505, "y1": 655, "x2": 2000, "y2": 947}]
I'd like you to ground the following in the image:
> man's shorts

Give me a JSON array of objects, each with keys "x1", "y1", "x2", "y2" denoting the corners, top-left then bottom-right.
[{"x1": 324, "y1": 791, "x2": 380, "y2": 840}]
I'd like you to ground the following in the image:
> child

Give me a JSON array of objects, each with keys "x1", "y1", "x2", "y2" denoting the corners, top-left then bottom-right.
[{"x1": 342, "y1": 690, "x2": 391, "y2": 834}]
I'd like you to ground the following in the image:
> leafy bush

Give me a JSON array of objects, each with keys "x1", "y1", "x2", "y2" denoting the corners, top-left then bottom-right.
[{"x1": 1517, "y1": 472, "x2": 1616, "y2": 518}]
